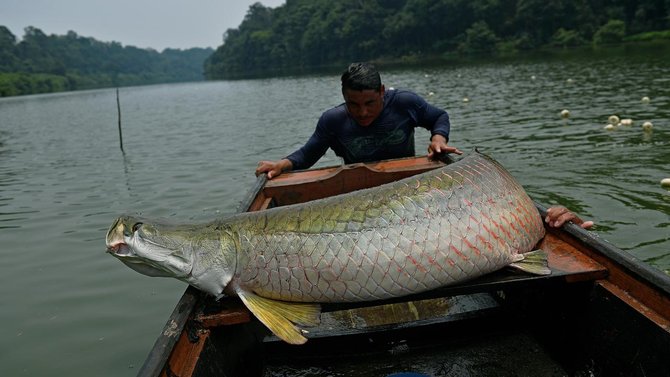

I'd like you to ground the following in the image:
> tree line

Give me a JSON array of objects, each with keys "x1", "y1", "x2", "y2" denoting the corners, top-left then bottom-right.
[
  {"x1": 204, "y1": 0, "x2": 670, "y2": 79},
  {"x1": 0, "y1": 26, "x2": 212, "y2": 97}
]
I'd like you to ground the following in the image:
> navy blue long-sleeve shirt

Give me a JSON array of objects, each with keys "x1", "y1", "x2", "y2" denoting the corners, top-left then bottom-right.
[{"x1": 286, "y1": 89, "x2": 451, "y2": 170}]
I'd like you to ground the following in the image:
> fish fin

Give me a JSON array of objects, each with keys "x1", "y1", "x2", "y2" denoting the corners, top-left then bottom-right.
[
  {"x1": 508, "y1": 249, "x2": 551, "y2": 275},
  {"x1": 511, "y1": 254, "x2": 525, "y2": 263},
  {"x1": 236, "y1": 289, "x2": 321, "y2": 345}
]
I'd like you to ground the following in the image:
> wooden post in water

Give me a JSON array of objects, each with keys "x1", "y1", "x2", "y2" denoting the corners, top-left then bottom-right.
[{"x1": 116, "y1": 88, "x2": 124, "y2": 153}]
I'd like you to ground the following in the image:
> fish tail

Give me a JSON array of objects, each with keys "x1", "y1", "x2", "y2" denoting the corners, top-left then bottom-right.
[{"x1": 509, "y1": 249, "x2": 551, "y2": 275}]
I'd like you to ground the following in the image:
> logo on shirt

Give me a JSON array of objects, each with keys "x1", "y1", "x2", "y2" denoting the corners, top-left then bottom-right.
[{"x1": 344, "y1": 128, "x2": 408, "y2": 160}]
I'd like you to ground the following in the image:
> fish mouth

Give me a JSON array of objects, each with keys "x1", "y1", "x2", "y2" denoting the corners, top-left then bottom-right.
[
  {"x1": 106, "y1": 241, "x2": 132, "y2": 257},
  {"x1": 106, "y1": 217, "x2": 133, "y2": 257}
]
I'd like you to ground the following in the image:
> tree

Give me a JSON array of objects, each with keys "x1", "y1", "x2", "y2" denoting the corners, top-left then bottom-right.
[
  {"x1": 593, "y1": 19, "x2": 626, "y2": 44},
  {"x1": 460, "y1": 21, "x2": 499, "y2": 53},
  {"x1": 0, "y1": 26, "x2": 19, "y2": 72},
  {"x1": 551, "y1": 28, "x2": 587, "y2": 47}
]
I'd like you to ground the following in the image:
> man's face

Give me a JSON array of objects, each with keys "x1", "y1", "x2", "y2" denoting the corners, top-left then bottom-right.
[{"x1": 342, "y1": 86, "x2": 385, "y2": 126}]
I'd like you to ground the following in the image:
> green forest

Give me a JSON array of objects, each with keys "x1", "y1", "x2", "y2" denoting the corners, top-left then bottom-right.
[
  {"x1": 205, "y1": 0, "x2": 670, "y2": 79},
  {"x1": 2, "y1": 0, "x2": 670, "y2": 96},
  {"x1": 0, "y1": 26, "x2": 212, "y2": 97}
]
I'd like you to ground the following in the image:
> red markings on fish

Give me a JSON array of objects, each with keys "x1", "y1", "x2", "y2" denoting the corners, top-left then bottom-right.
[
  {"x1": 477, "y1": 234, "x2": 493, "y2": 253},
  {"x1": 427, "y1": 255, "x2": 442, "y2": 269},
  {"x1": 509, "y1": 211, "x2": 530, "y2": 235},
  {"x1": 406, "y1": 255, "x2": 428, "y2": 273},
  {"x1": 481, "y1": 222, "x2": 506, "y2": 250},
  {"x1": 479, "y1": 211, "x2": 506, "y2": 242},
  {"x1": 507, "y1": 213, "x2": 524, "y2": 236},
  {"x1": 499, "y1": 214, "x2": 522, "y2": 239},
  {"x1": 463, "y1": 238, "x2": 482, "y2": 257},
  {"x1": 450, "y1": 245, "x2": 469, "y2": 261}
]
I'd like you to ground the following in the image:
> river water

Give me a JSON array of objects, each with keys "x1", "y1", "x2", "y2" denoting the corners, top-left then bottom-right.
[{"x1": 1, "y1": 44, "x2": 669, "y2": 376}]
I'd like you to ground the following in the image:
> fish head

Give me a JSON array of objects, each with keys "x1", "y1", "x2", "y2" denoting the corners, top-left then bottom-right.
[{"x1": 105, "y1": 215, "x2": 196, "y2": 278}]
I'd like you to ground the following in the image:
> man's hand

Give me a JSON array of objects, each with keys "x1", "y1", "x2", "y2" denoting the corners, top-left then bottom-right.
[
  {"x1": 255, "y1": 159, "x2": 293, "y2": 179},
  {"x1": 428, "y1": 134, "x2": 463, "y2": 158},
  {"x1": 545, "y1": 206, "x2": 594, "y2": 229}
]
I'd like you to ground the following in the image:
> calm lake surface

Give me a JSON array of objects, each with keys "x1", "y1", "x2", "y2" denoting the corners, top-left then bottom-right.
[{"x1": 1, "y1": 44, "x2": 669, "y2": 376}]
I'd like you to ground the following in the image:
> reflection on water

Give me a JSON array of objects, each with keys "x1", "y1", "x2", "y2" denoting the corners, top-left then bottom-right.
[{"x1": 0, "y1": 45, "x2": 669, "y2": 376}]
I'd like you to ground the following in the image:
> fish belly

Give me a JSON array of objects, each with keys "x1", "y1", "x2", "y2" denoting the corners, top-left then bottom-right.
[{"x1": 235, "y1": 152, "x2": 545, "y2": 303}]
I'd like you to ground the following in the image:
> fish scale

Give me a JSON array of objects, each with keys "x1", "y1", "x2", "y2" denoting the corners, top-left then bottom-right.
[{"x1": 233, "y1": 152, "x2": 545, "y2": 303}]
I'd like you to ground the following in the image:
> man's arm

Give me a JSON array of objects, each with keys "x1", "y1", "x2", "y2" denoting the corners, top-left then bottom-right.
[
  {"x1": 284, "y1": 129, "x2": 330, "y2": 172},
  {"x1": 256, "y1": 115, "x2": 332, "y2": 179},
  {"x1": 409, "y1": 92, "x2": 461, "y2": 158}
]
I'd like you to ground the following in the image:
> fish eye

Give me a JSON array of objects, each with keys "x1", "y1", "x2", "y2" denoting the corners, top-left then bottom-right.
[{"x1": 132, "y1": 223, "x2": 143, "y2": 233}]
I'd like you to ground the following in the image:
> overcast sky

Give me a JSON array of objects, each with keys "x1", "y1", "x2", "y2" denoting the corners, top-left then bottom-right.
[{"x1": 1, "y1": 0, "x2": 286, "y2": 51}]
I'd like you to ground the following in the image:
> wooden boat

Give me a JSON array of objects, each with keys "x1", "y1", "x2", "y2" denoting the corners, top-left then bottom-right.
[{"x1": 137, "y1": 155, "x2": 670, "y2": 377}]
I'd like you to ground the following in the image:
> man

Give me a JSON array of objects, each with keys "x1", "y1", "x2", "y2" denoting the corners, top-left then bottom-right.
[
  {"x1": 255, "y1": 62, "x2": 592, "y2": 229},
  {"x1": 256, "y1": 62, "x2": 462, "y2": 179}
]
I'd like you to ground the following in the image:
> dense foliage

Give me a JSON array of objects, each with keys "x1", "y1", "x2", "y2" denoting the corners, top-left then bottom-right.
[
  {"x1": 205, "y1": 0, "x2": 670, "y2": 79},
  {"x1": 0, "y1": 26, "x2": 213, "y2": 97}
]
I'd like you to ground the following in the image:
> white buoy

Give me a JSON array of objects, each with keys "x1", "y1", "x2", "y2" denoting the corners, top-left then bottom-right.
[
  {"x1": 642, "y1": 121, "x2": 653, "y2": 131},
  {"x1": 608, "y1": 115, "x2": 620, "y2": 125},
  {"x1": 428, "y1": 92, "x2": 434, "y2": 96},
  {"x1": 620, "y1": 119, "x2": 633, "y2": 126},
  {"x1": 662, "y1": 178, "x2": 670, "y2": 188},
  {"x1": 642, "y1": 96, "x2": 650, "y2": 103},
  {"x1": 531, "y1": 75, "x2": 536, "y2": 80},
  {"x1": 560, "y1": 109, "x2": 570, "y2": 118},
  {"x1": 604, "y1": 124, "x2": 615, "y2": 131},
  {"x1": 463, "y1": 97, "x2": 469, "y2": 103},
  {"x1": 566, "y1": 78, "x2": 574, "y2": 83}
]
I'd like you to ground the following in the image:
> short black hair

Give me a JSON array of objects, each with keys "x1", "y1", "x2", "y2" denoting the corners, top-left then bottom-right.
[{"x1": 341, "y1": 62, "x2": 382, "y2": 91}]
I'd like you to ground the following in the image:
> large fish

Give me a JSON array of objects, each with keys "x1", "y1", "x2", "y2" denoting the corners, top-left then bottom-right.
[{"x1": 106, "y1": 151, "x2": 549, "y2": 344}]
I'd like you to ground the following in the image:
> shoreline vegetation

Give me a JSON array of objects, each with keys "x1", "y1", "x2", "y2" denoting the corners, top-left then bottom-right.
[
  {"x1": 2, "y1": 0, "x2": 669, "y2": 97},
  {"x1": 203, "y1": 1, "x2": 670, "y2": 81},
  {"x1": 0, "y1": 26, "x2": 213, "y2": 97}
]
